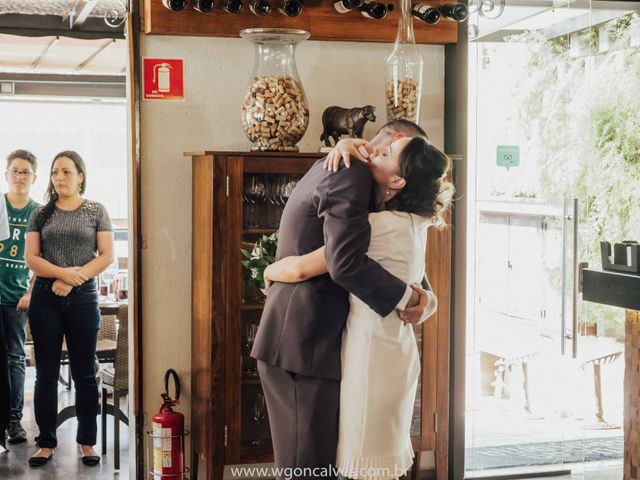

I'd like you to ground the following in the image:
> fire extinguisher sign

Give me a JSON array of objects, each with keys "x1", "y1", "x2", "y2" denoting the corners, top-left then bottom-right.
[{"x1": 143, "y1": 58, "x2": 184, "y2": 101}]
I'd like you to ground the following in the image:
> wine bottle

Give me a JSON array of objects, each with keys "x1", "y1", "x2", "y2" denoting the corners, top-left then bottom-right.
[
  {"x1": 250, "y1": 0, "x2": 271, "y2": 15},
  {"x1": 278, "y1": 0, "x2": 302, "y2": 17},
  {"x1": 333, "y1": 0, "x2": 363, "y2": 13},
  {"x1": 439, "y1": 2, "x2": 468, "y2": 22},
  {"x1": 162, "y1": 0, "x2": 187, "y2": 11},
  {"x1": 360, "y1": 0, "x2": 387, "y2": 19},
  {"x1": 224, "y1": 0, "x2": 243, "y2": 12},
  {"x1": 412, "y1": 2, "x2": 440, "y2": 24},
  {"x1": 192, "y1": 0, "x2": 214, "y2": 11}
]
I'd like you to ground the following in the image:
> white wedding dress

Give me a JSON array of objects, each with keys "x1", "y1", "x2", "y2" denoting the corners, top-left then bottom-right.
[{"x1": 336, "y1": 210, "x2": 433, "y2": 480}]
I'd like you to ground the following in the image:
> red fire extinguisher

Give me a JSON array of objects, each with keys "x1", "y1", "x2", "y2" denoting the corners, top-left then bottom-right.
[{"x1": 152, "y1": 369, "x2": 185, "y2": 479}]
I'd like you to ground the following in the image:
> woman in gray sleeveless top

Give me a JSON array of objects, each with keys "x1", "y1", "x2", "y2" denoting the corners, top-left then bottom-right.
[{"x1": 25, "y1": 151, "x2": 114, "y2": 468}]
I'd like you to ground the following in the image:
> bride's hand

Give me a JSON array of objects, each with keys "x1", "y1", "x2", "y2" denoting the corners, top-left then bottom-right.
[
  {"x1": 399, "y1": 284, "x2": 430, "y2": 325},
  {"x1": 324, "y1": 138, "x2": 372, "y2": 172}
]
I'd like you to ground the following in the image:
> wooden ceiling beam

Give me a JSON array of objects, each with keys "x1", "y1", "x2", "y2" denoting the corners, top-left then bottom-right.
[
  {"x1": 75, "y1": 38, "x2": 115, "y2": 71},
  {"x1": 31, "y1": 36, "x2": 59, "y2": 70}
]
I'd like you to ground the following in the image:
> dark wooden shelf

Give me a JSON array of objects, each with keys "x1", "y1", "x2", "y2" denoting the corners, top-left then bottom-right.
[
  {"x1": 239, "y1": 445, "x2": 274, "y2": 463},
  {"x1": 186, "y1": 150, "x2": 321, "y2": 158},
  {"x1": 583, "y1": 268, "x2": 640, "y2": 311},
  {"x1": 241, "y1": 304, "x2": 265, "y2": 310},
  {"x1": 243, "y1": 228, "x2": 278, "y2": 235},
  {"x1": 242, "y1": 377, "x2": 262, "y2": 385},
  {"x1": 145, "y1": 0, "x2": 457, "y2": 44}
]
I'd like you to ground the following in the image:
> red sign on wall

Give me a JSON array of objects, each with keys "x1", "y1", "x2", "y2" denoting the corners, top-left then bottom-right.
[{"x1": 143, "y1": 58, "x2": 184, "y2": 101}]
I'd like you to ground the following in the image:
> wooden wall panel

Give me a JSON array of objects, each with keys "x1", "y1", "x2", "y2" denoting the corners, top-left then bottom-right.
[
  {"x1": 423, "y1": 157, "x2": 456, "y2": 480},
  {"x1": 625, "y1": 309, "x2": 640, "y2": 480},
  {"x1": 191, "y1": 155, "x2": 228, "y2": 479},
  {"x1": 225, "y1": 156, "x2": 245, "y2": 464}
]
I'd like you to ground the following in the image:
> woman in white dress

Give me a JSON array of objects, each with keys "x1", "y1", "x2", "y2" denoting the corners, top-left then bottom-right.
[{"x1": 264, "y1": 136, "x2": 453, "y2": 480}]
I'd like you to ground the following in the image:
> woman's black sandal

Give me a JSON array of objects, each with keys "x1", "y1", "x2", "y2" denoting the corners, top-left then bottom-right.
[
  {"x1": 80, "y1": 446, "x2": 101, "y2": 466},
  {"x1": 81, "y1": 455, "x2": 101, "y2": 466},
  {"x1": 28, "y1": 449, "x2": 54, "y2": 467}
]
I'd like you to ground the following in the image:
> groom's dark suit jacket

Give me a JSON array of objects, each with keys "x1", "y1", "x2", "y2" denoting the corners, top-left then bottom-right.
[{"x1": 251, "y1": 158, "x2": 431, "y2": 381}]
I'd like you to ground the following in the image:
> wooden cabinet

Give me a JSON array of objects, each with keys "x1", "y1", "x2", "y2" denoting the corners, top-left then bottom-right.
[{"x1": 188, "y1": 150, "x2": 452, "y2": 480}]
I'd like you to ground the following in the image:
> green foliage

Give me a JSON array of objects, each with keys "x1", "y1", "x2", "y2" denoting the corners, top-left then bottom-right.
[
  {"x1": 241, "y1": 233, "x2": 278, "y2": 290},
  {"x1": 503, "y1": 14, "x2": 640, "y2": 336}
]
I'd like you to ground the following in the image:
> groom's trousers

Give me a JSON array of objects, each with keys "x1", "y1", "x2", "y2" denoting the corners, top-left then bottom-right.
[{"x1": 258, "y1": 360, "x2": 340, "y2": 480}]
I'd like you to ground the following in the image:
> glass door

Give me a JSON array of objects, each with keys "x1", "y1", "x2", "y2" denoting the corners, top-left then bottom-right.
[{"x1": 465, "y1": 1, "x2": 639, "y2": 477}]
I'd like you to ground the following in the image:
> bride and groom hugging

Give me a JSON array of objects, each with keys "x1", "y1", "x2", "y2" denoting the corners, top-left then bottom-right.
[{"x1": 251, "y1": 119, "x2": 454, "y2": 480}]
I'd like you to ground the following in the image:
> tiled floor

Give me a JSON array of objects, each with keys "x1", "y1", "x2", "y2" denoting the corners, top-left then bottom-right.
[
  {"x1": 2, "y1": 370, "x2": 624, "y2": 480},
  {"x1": 465, "y1": 462, "x2": 623, "y2": 480},
  {"x1": 466, "y1": 436, "x2": 623, "y2": 470},
  {"x1": 465, "y1": 387, "x2": 624, "y2": 472},
  {"x1": 530, "y1": 465, "x2": 622, "y2": 479},
  {"x1": 0, "y1": 366, "x2": 130, "y2": 479}
]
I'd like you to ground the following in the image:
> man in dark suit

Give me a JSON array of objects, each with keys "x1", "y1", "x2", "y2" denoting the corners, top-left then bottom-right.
[{"x1": 251, "y1": 120, "x2": 433, "y2": 479}]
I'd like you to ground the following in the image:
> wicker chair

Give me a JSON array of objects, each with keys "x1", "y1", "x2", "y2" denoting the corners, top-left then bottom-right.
[
  {"x1": 100, "y1": 304, "x2": 129, "y2": 470},
  {"x1": 97, "y1": 314, "x2": 119, "y2": 363},
  {"x1": 25, "y1": 321, "x2": 35, "y2": 367}
]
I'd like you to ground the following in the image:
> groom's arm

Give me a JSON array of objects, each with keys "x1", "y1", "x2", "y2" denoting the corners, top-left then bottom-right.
[{"x1": 315, "y1": 160, "x2": 411, "y2": 317}]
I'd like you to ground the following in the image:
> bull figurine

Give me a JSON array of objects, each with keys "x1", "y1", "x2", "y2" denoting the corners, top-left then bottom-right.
[{"x1": 320, "y1": 105, "x2": 377, "y2": 147}]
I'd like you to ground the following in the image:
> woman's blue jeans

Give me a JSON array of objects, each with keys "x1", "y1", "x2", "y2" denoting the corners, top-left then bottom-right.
[{"x1": 0, "y1": 306, "x2": 27, "y2": 423}]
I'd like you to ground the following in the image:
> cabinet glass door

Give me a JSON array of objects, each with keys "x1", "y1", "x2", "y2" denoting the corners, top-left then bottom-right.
[{"x1": 232, "y1": 157, "x2": 314, "y2": 464}]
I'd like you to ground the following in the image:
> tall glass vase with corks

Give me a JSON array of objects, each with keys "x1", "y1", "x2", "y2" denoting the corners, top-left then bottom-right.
[
  {"x1": 385, "y1": 0, "x2": 424, "y2": 123},
  {"x1": 240, "y1": 28, "x2": 310, "y2": 152}
]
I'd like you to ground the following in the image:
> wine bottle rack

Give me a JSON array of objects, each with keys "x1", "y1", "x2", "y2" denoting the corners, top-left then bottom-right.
[{"x1": 143, "y1": 0, "x2": 457, "y2": 44}]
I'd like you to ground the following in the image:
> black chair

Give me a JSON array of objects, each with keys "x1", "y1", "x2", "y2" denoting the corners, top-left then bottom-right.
[{"x1": 59, "y1": 313, "x2": 117, "y2": 390}]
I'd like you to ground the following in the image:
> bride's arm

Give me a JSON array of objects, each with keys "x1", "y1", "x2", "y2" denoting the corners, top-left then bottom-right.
[
  {"x1": 324, "y1": 138, "x2": 372, "y2": 171},
  {"x1": 264, "y1": 246, "x2": 327, "y2": 286}
]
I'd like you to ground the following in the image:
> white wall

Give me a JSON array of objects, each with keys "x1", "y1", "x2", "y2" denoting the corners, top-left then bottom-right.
[
  {"x1": 0, "y1": 99, "x2": 128, "y2": 219},
  {"x1": 140, "y1": 33, "x2": 444, "y2": 476}
]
